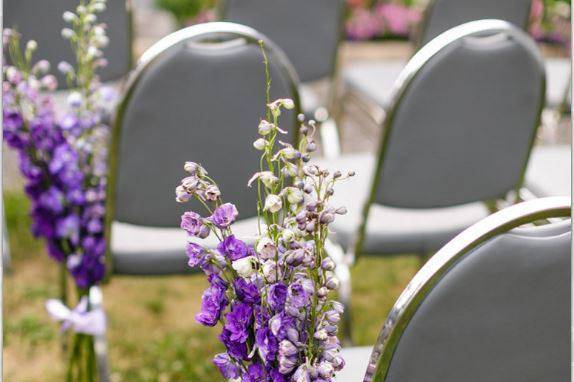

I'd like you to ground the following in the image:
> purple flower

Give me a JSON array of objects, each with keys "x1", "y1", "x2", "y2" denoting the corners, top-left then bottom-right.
[
  {"x1": 268, "y1": 283, "x2": 287, "y2": 311},
  {"x1": 55, "y1": 214, "x2": 80, "y2": 245},
  {"x1": 244, "y1": 363, "x2": 267, "y2": 382},
  {"x1": 38, "y1": 186, "x2": 65, "y2": 213},
  {"x1": 256, "y1": 327, "x2": 278, "y2": 363},
  {"x1": 270, "y1": 312, "x2": 298, "y2": 342},
  {"x1": 220, "y1": 328, "x2": 248, "y2": 361},
  {"x1": 186, "y1": 242, "x2": 206, "y2": 267},
  {"x1": 210, "y1": 203, "x2": 238, "y2": 228},
  {"x1": 234, "y1": 278, "x2": 260, "y2": 304},
  {"x1": 181, "y1": 211, "x2": 210, "y2": 238},
  {"x1": 286, "y1": 283, "x2": 310, "y2": 310},
  {"x1": 224, "y1": 302, "x2": 253, "y2": 342},
  {"x1": 218, "y1": 235, "x2": 248, "y2": 261},
  {"x1": 196, "y1": 283, "x2": 228, "y2": 327},
  {"x1": 213, "y1": 353, "x2": 240, "y2": 379}
]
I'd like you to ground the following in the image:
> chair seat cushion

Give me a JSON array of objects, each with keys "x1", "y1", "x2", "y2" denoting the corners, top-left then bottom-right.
[
  {"x1": 525, "y1": 145, "x2": 571, "y2": 197},
  {"x1": 111, "y1": 217, "x2": 259, "y2": 275},
  {"x1": 337, "y1": 346, "x2": 373, "y2": 381},
  {"x1": 342, "y1": 59, "x2": 406, "y2": 108},
  {"x1": 314, "y1": 154, "x2": 490, "y2": 255},
  {"x1": 343, "y1": 58, "x2": 569, "y2": 109}
]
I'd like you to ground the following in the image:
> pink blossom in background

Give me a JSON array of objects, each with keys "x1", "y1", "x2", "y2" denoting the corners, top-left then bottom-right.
[
  {"x1": 187, "y1": 9, "x2": 216, "y2": 26},
  {"x1": 529, "y1": 0, "x2": 544, "y2": 40},
  {"x1": 346, "y1": 8, "x2": 382, "y2": 40},
  {"x1": 375, "y1": 2, "x2": 421, "y2": 37}
]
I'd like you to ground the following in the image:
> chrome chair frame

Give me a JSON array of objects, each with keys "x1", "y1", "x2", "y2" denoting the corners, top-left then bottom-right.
[
  {"x1": 362, "y1": 196, "x2": 570, "y2": 381},
  {"x1": 337, "y1": 20, "x2": 546, "y2": 343},
  {"x1": 412, "y1": 0, "x2": 533, "y2": 50},
  {"x1": 217, "y1": 0, "x2": 347, "y2": 158},
  {"x1": 349, "y1": 19, "x2": 546, "y2": 263}
]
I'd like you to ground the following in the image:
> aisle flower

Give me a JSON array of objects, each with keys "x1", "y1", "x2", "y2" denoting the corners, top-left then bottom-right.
[
  {"x1": 176, "y1": 44, "x2": 354, "y2": 381},
  {"x1": 3, "y1": 0, "x2": 115, "y2": 380}
]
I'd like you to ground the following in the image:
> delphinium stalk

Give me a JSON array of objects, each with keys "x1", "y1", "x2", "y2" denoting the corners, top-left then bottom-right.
[
  {"x1": 176, "y1": 43, "x2": 353, "y2": 381},
  {"x1": 3, "y1": 1, "x2": 113, "y2": 381}
]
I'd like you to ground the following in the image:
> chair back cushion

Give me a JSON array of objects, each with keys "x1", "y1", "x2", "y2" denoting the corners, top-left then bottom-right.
[
  {"x1": 5, "y1": 0, "x2": 131, "y2": 84},
  {"x1": 223, "y1": 0, "x2": 346, "y2": 83},
  {"x1": 417, "y1": 0, "x2": 532, "y2": 48},
  {"x1": 385, "y1": 219, "x2": 571, "y2": 381},
  {"x1": 114, "y1": 34, "x2": 297, "y2": 226},
  {"x1": 375, "y1": 26, "x2": 545, "y2": 208}
]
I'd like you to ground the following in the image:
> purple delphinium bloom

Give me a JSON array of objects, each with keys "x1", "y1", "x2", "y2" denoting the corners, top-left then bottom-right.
[
  {"x1": 196, "y1": 283, "x2": 228, "y2": 327},
  {"x1": 38, "y1": 186, "x2": 65, "y2": 213},
  {"x1": 234, "y1": 278, "x2": 260, "y2": 304},
  {"x1": 218, "y1": 234, "x2": 248, "y2": 261},
  {"x1": 186, "y1": 242, "x2": 206, "y2": 267},
  {"x1": 213, "y1": 353, "x2": 240, "y2": 380},
  {"x1": 268, "y1": 283, "x2": 287, "y2": 311},
  {"x1": 181, "y1": 211, "x2": 210, "y2": 238},
  {"x1": 55, "y1": 214, "x2": 80, "y2": 245},
  {"x1": 286, "y1": 283, "x2": 310, "y2": 310},
  {"x1": 220, "y1": 328, "x2": 249, "y2": 361},
  {"x1": 209, "y1": 203, "x2": 238, "y2": 228},
  {"x1": 224, "y1": 302, "x2": 253, "y2": 343},
  {"x1": 256, "y1": 326, "x2": 278, "y2": 363},
  {"x1": 244, "y1": 363, "x2": 267, "y2": 382}
]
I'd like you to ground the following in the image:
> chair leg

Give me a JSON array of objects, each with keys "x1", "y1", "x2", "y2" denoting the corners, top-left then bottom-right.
[
  {"x1": 324, "y1": 239, "x2": 354, "y2": 345},
  {"x1": 89, "y1": 286, "x2": 111, "y2": 382}
]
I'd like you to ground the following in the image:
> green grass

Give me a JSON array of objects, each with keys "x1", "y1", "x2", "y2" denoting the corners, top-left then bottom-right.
[{"x1": 3, "y1": 191, "x2": 419, "y2": 381}]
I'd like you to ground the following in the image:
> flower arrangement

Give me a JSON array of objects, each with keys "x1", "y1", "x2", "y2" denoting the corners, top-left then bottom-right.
[
  {"x1": 175, "y1": 47, "x2": 354, "y2": 381},
  {"x1": 3, "y1": 0, "x2": 115, "y2": 379}
]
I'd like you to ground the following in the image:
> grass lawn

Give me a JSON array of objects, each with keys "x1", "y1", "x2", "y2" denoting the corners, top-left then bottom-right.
[{"x1": 3, "y1": 190, "x2": 420, "y2": 381}]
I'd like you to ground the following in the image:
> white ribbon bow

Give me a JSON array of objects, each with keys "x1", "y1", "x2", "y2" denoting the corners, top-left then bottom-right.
[{"x1": 45, "y1": 297, "x2": 106, "y2": 336}]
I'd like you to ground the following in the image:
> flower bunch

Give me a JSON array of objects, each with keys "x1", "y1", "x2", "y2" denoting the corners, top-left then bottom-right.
[
  {"x1": 3, "y1": 0, "x2": 114, "y2": 291},
  {"x1": 176, "y1": 57, "x2": 354, "y2": 380},
  {"x1": 346, "y1": 1, "x2": 422, "y2": 40}
]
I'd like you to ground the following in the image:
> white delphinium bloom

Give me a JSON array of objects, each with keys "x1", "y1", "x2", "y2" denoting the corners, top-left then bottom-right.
[
  {"x1": 264, "y1": 194, "x2": 282, "y2": 213},
  {"x1": 232, "y1": 256, "x2": 257, "y2": 278}
]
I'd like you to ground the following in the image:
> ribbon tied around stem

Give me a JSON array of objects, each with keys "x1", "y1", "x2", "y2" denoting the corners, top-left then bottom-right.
[{"x1": 45, "y1": 296, "x2": 106, "y2": 336}]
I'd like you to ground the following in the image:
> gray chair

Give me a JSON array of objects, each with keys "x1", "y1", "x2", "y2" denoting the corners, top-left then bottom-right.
[
  {"x1": 104, "y1": 22, "x2": 300, "y2": 276},
  {"x1": 220, "y1": 0, "x2": 347, "y2": 157},
  {"x1": 4, "y1": 0, "x2": 132, "y2": 86},
  {"x1": 317, "y1": 20, "x2": 546, "y2": 339},
  {"x1": 338, "y1": 196, "x2": 570, "y2": 382},
  {"x1": 342, "y1": 0, "x2": 533, "y2": 125}
]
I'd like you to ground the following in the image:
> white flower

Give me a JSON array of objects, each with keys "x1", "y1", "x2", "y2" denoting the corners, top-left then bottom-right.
[
  {"x1": 26, "y1": 40, "x2": 37, "y2": 52},
  {"x1": 91, "y1": 2, "x2": 106, "y2": 12},
  {"x1": 258, "y1": 120, "x2": 274, "y2": 135},
  {"x1": 262, "y1": 260, "x2": 278, "y2": 282},
  {"x1": 253, "y1": 138, "x2": 267, "y2": 150},
  {"x1": 281, "y1": 229, "x2": 295, "y2": 243},
  {"x1": 205, "y1": 185, "x2": 220, "y2": 201},
  {"x1": 61, "y1": 28, "x2": 74, "y2": 39},
  {"x1": 232, "y1": 256, "x2": 257, "y2": 278},
  {"x1": 67, "y1": 92, "x2": 83, "y2": 108},
  {"x1": 58, "y1": 61, "x2": 74, "y2": 74},
  {"x1": 264, "y1": 194, "x2": 282, "y2": 213},
  {"x1": 248, "y1": 171, "x2": 278, "y2": 188},
  {"x1": 283, "y1": 187, "x2": 304, "y2": 205},
  {"x1": 62, "y1": 11, "x2": 77, "y2": 22},
  {"x1": 85, "y1": 14, "x2": 97, "y2": 23},
  {"x1": 256, "y1": 237, "x2": 277, "y2": 260},
  {"x1": 33, "y1": 60, "x2": 50, "y2": 74}
]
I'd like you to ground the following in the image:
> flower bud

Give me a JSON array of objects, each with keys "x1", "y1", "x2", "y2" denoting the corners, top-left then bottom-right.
[
  {"x1": 26, "y1": 40, "x2": 38, "y2": 52},
  {"x1": 279, "y1": 340, "x2": 298, "y2": 357},
  {"x1": 63, "y1": 11, "x2": 77, "y2": 22},
  {"x1": 319, "y1": 212, "x2": 335, "y2": 225},
  {"x1": 331, "y1": 301, "x2": 344, "y2": 314},
  {"x1": 61, "y1": 28, "x2": 74, "y2": 39},
  {"x1": 281, "y1": 99, "x2": 295, "y2": 109},
  {"x1": 325, "y1": 310, "x2": 340, "y2": 323},
  {"x1": 67, "y1": 92, "x2": 83, "y2": 108},
  {"x1": 258, "y1": 120, "x2": 274, "y2": 135},
  {"x1": 317, "y1": 287, "x2": 329, "y2": 298},
  {"x1": 58, "y1": 61, "x2": 74, "y2": 75},
  {"x1": 253, "y1": 138, "x2": 267, "y2": 150},
  {"x1": 326, "y1": 277, "x2": 339, "y2": 290},
  {"x1": 305, "y1": 221, "x2": 315, "y2": 233},
  {"x1": 264, "y1": 194, "x2": 282, "y2": 213},
  {"x1": 279, "y1": 355, "x2": 297, "y2": 374},
  {"x1": 181, "y1": 176, "x2": 199, "y2": 193},
  {"x1": 321, "y1": 258, "x2": 335, "y2": 271},
  {"x1": 262, "y1": 260, "x2": 278, "y2": 282},
  {"x1": 175, "y1": 185, "x2": 190, "y2": 203},
  {"x1": 307, "y1": 141, "x2": 317, "y2": 152},
  {"x1": 33, "y1": 60, "x2": 50, "y2": 74},
  {"x1": 333, "y1": 170, "x2": 342, "y2": 179},
  {"x1": 284, "y1": 187, "x2": 304, "y2": 204},
  {"x1": 317, "y1": 362, "x2": 334, "y2": 378},
  {"x1": 256, "y1": 237, "x2": 277, "y2": 260},
  {"x1": 281, "y1": 229, "x2": 295, "y2": 243},
  {"x1": 205, "y1": 185, "x2": 220, "y2": 201}
]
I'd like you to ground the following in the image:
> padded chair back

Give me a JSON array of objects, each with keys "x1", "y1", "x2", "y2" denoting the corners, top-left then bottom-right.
[
  {"x1": 364, "y1": 197, "x2": 571, "y2": 382},
  {"x1": 4, "y1": 0, "x2": 131, "y2": 85},
  {"x1": 415, "y1": 0, "x2": 532, "y2": 49},
  {"x1": 107, "y1": 22, "x2": 299, "y2": 228},
  {"x1": 371, "y1": 20, "x2": 545, "y2": 209},
  {"x1": 221, "y1": 0, "x2": 346, "y2": 83}
]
